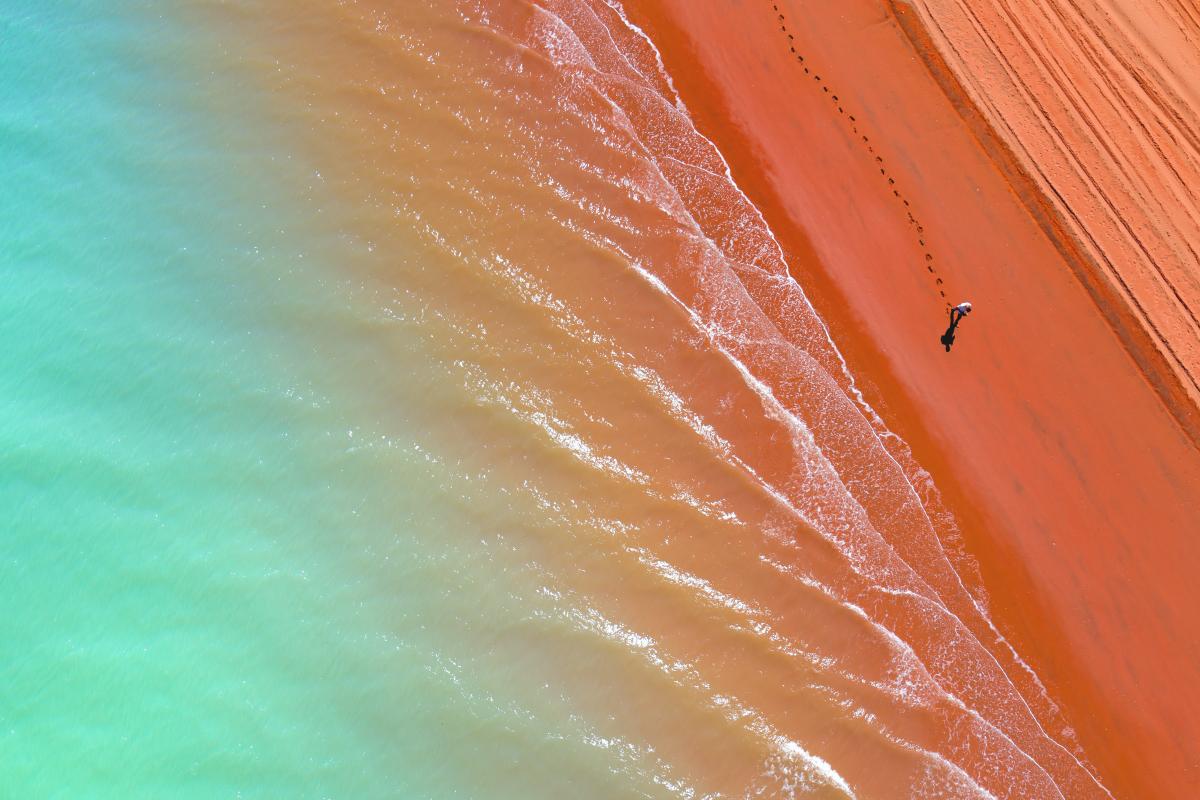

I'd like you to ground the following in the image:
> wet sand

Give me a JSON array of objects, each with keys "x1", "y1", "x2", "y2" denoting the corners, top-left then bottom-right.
[{"x1": 625, "y1": 0, "x2": 1200, "y2": 796}]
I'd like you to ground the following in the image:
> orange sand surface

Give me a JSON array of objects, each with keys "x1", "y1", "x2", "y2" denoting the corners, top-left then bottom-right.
[
  {"x1": 901, "y1": 0, "x2": 1200, "y2": 438},
  {"x1": 626, "y1": 0, "x2": 1200, "y2": 796}
]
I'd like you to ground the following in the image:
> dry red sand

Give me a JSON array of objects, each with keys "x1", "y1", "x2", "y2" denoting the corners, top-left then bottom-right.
[
  {"x1": 624, "y1": 0, "x2": 1200, "y2": 796},
  {"x1": 902, "y1": 0, "x2": 1200, "y2": 434}
]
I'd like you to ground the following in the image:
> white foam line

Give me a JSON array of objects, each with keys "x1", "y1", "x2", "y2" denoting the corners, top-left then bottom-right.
[
  {"x1": 561, "y1": 598, "x2": 858, "y2": 798},
  {"x1": 573, "y1": 5, "x2": 1114, "y2": 794},
  {"x1": 598, "y1": 0, "x2": 687, "y2": 113},
  {"x1": 705, "y1": 334, "x2": 1085, "y2": 798},
  {"x1": 569, "y1": 553, "x2": 993, "y2": 799},
  {"x1": 712, "y1": 315, "x2": 1103, "y2": 794},
  {"x1": 763, "y1": 558, "x2": 1066, "y2": 800},
  {"x1": 575, "y1": 0, "x2": 659, "y2": 92}
]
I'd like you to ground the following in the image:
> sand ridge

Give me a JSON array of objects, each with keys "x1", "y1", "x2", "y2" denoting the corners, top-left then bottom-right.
[{"x1": 895, "y1": 0, "x2": 1200, "y2": 446}]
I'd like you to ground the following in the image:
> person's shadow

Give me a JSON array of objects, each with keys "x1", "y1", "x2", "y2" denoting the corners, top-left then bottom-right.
[{"x1": 941, "y1": 308, "x2": 966, "y2": 352}]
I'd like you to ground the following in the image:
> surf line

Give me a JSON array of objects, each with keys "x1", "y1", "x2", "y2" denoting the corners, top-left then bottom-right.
[{"x1": 770, "y1": 2, "x2": 950, "y2": 309}]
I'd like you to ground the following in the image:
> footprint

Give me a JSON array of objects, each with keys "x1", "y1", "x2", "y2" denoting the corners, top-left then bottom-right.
[{"x1": 768, "y1": 1, "x2": 947, "y2": 306}]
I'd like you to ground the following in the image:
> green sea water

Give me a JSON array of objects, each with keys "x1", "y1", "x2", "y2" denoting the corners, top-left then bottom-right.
[{"x1": 0, "y1": 4, "x2": 664, "y2": 798}]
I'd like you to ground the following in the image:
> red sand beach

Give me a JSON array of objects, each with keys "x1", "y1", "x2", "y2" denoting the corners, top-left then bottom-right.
[
  {"x1": 900, "y1": 0, "x2": 1200, "y2": 427},
  {"x1": 624, "y1": 0, "x2": 1200, "y2": 796}
]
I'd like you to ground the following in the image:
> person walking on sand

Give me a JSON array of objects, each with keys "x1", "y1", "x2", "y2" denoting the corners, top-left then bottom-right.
[{"x1": 940, "y1": 301, "x2": 972, "y2": 352}]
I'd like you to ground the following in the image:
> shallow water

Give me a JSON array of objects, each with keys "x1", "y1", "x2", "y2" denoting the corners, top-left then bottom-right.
[{"x1": 1, "y1": 1, "x2": 1108, "y2": 797}]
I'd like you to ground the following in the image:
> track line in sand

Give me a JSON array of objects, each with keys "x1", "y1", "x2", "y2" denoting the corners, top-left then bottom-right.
[
  {"x1": 883, "y1": 0, "x2": 1200, "y2": 449},
  {"x1": 770, "y1": 2, "x2": 952, "y2": 309}
]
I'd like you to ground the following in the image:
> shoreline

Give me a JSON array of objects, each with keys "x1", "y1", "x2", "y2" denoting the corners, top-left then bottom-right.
[{"x1": 625, "y1": 0, "x2": 1200, "y2": 796}]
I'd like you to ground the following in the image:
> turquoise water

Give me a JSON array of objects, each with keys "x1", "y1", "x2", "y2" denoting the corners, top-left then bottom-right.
[{"x1": 0, "y1": 5, "x2": 638, "y2": 797}]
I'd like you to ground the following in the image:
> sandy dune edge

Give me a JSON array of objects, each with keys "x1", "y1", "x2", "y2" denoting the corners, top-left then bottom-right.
[{"x1": 894, "y1": 0, "x2": 1200, "y2": 447}]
